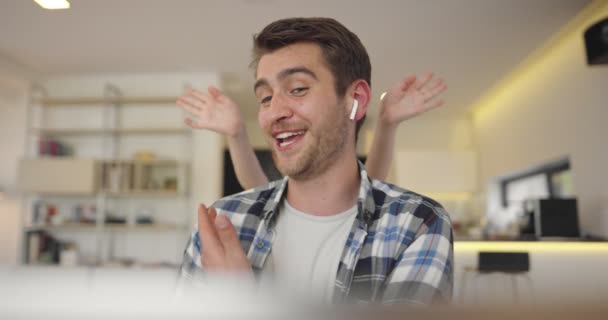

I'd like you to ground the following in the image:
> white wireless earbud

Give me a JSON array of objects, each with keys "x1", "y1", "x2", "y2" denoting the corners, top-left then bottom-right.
[{"x1": 349, "y1": 99, "x2": 359, "y2": 120}]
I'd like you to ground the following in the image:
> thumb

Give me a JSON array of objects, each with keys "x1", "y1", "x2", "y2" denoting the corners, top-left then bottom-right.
[
  {"x1": 214, "y1": 215, "x2": 242, "y2": 253},
  {"x1": 208, "y1": 86, "x2": 225, "y2": 100}
]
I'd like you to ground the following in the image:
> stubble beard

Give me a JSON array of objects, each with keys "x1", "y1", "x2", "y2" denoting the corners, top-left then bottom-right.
[{"x1": 273, "y1": 100, "x2": 349, "y2": 181}]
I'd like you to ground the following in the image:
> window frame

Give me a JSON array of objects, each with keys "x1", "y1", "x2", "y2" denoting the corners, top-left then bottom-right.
[{"x1": 500, "y1": 158, "x2": 570, "y2": 208}]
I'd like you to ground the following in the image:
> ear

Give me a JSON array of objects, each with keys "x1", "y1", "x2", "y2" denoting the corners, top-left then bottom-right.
[{"x1": 348, "y1": 80, "x2": 371, "y2": 121}]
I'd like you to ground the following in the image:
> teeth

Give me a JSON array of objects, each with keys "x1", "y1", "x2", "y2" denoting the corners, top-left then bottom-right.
[
  {"x1": 275, "y1": 131, "x2": 304, "y2": 139},
  {"x1": 279, "y1": 140, "x2": 296, "y2": 148}
]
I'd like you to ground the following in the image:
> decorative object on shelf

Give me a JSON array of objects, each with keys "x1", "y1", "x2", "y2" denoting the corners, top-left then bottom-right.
[
  {"x1": 102, "y1": 162, "x2": 134, "y2": 192},
  {"x1": 25, "y1": 230, "x2": 62, "y2": 265},
  {"x1": 135, "y1": 206, "x2": 155, "y2": 225},
  {"x1": 38, "y1": 139, "x2": 72, "y2": 156},
  {"x1": 164, "y1": 177, "x2": 178, "y2": 191},
  {"x1": 32, "y1": 200, "x2": 48, "y2": 224},
  {"x1": 136, "y1": 216, "x2": 155, "y2": 225},
  {"x1": 71, "y1": 203, "x2": 97, "y2": 224},
  {"x1": 134, "y1": 151, "x2": 156, "y2": 162},
  {"x1": 59, "y1": 242, "x2": 79, "y2": 267},
  {"x1": 105, "y1": 213, "x2": 127, "y2": 225},
  {"x1": 107, "y1": 163, "x2": 122, "y2": 192}
]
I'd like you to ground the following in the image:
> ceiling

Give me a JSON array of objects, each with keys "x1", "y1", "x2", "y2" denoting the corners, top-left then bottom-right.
[{"x1": 0, "y1": 0, "x2": 590, "y2": 120}]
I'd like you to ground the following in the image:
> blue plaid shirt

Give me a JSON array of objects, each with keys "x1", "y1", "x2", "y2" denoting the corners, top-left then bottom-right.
[{"x1": 179, "y1": 162, "x2": 453, "y2": 304}]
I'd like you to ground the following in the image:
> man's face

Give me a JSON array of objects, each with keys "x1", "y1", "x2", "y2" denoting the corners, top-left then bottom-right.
[{"x1": 254, "y1": 42, "x2": 351, "y2": 180}]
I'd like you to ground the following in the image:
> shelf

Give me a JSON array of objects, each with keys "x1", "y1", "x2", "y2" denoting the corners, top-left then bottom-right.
[
  {"x1": 39, "y1": 97, "x2": 178, "y2": 106},
  {"x1": 24, "y1": 84, "x2": 193, "y2": 266},
  {"x1": 34, "y1": 128, "x2": 190, "y2": 136},
  {"x1": 102, "y1": 159, "x2": 188, "y2": 165},
  {"x1": 103, "y1": 190, "x2": 186, "y2": 198},
  {"x1": 25, "y1": 223, "x2": 95, "y2": 232},
  {"x1": 104, "y1": 223, "x2": 187, "y2": 231},
  {"x1": 25, "y1": 223, "x2": 186, "y2": 232}
]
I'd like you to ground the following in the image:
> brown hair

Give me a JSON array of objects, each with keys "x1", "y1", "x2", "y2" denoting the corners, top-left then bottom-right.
[{"x1": 251, "y1": 17, "x2": 371, "y2": 141}]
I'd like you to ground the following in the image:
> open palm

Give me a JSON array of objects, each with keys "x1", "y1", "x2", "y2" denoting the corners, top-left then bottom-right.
[
  {"x1": 380, "y1": 72, "x2": 447, "y2": 126},
  {"x1": 176, "y1": 86, "x2": 244, "y2": 137}
]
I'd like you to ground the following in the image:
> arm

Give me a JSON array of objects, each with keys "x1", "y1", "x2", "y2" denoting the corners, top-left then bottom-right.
[
  {"x1": 381, "y1": 207, "x2": 454, "y2": 304},
  {"x1": 365, "y1": 119, "x2": 397, "y2": 181},
  {"x1": 226, "y1": 127, "x2": 269, "y2": 189},
  {"x1": 177, "y1": 86, "x2": 269, "y2": 189},
  {"x1": 365, "y1": 73, "x2": 447, "y2": 180}
]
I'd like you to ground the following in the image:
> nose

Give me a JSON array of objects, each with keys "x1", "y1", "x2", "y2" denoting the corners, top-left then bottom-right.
[{"x1": 262, "y1": 91, "x2": 294, "y2": 125}]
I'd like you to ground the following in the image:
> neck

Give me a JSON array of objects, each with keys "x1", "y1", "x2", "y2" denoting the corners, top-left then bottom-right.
[{"x1": 285, "y1": 149, "x2": 360, "y2": 216}]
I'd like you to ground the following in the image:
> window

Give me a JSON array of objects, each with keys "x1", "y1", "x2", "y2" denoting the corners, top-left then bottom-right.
[{"x1": 500, "y1": 158, "x2": 572, "y2": 208}]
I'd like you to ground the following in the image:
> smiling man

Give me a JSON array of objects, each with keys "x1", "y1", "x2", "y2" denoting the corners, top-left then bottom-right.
[{"x1": 179, "y1": 17, "x2": 453, "y2": 304}]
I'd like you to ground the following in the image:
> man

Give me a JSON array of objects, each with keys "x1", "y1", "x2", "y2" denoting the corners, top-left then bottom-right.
[{"x1": 179, "y1": 17, "x2": 453, "y2": 304}]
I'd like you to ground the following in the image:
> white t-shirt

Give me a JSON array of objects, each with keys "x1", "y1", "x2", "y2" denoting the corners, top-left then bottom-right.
[{"x1": 261, "y1": 200, "x2": 357, "y2": 303}]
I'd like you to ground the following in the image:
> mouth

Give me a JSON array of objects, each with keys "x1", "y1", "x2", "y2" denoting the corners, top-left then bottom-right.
[{"x1": 273, "y1": 130, "x2": 306, "y2": 151}]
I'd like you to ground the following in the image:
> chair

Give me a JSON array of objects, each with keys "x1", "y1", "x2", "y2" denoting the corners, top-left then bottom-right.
[{"x1": 459, "y1": 251, "x2": 534, "y2": 304}]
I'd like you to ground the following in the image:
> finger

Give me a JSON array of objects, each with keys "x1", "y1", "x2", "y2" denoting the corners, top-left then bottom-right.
[
  {"x1": 424, "y1": 99, "x2": 444, "y2": 111},
  {"x1": 415, "y1": 72, "x2": 434, "y2": 89},
  {"x1": 198, "y1": 204, "x2": 224, "y2": 262},
  {"x1": 214, "y1": 215, "x2": 244, "y2": 260},
  {"x1": 428, "y1": 83, "x2": 448, "y2": 97},
  {"x1": 177, "y1": 94, "x2": 205, "y2": 110},
  {"x1": 177, "y1": 104, "x2": 205, "y2": 127},
  {"x1": 208, "y1": 86, "x2": 225, "y2": 100},
  {"x1": 209, "y1": 207, "x2": 218, "y2": 222},
  {"x1": 189, "y1": 88, "x2": 213, "y2": 105},
  {"x1": 177, "y1": 99, "x2": 203, "y2": 117},
  {"x1": 177, "y1": 93, "x2": 195, "y2": 107},
  {"x1": 426, "y1": 77, "x2": 445, "y2": 91},
  {"x1": 398, "y1": 76, "x2": 417, "y2": 91},
  {"x1": 184, "y1": 117, "x2": 204, "y2": 129}
]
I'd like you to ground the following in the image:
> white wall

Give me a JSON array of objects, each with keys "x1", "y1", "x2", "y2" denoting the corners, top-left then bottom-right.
[
  {"x1": 0, "y1": 61, "x2": 30, "y2": 265},
  {"x1": 472, "y1": 2, "x2": 608, "y2": 236},
  {"x1": 393, "y1": 115, "x2": 475, "y2": 151}
]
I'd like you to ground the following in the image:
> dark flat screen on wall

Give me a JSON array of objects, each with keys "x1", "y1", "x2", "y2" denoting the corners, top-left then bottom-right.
[{"x1": 222, "y1": 149, "x2": 281, "y2": 197}]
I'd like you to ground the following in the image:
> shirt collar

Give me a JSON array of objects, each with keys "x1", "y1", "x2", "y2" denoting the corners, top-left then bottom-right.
[{"x1": 261, "y1": 160, "x2": 377, "y2": 226}]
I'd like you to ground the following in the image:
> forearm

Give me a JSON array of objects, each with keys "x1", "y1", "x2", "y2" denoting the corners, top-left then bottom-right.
[
  {"x1": 365, "y1": 121, "x2": 397, "y2": 180},
  {"x1": 226, "y1": 128, "x2": 269, "y2": 190},
  {"x1": 381, "y1": 212, "x2": 454, "y2": 304}
]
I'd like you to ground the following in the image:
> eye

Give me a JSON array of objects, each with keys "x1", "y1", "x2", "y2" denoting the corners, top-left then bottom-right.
[
  {"x1": 290, "y1": 87, "x2": 308, "y2": 96},
  {"x1": 260, "y1": 95, "x2": 272, "y2": 106}
]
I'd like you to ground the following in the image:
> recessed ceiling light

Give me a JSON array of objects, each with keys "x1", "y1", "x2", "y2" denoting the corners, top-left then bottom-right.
[{"x1": 34, "y1": 0, "x2": 70, "y2": 10}]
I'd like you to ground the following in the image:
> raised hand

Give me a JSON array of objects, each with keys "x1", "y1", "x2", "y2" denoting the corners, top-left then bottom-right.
[
  {"x1": 197, "y1": 204, "x2": 252, "y2": 274},
  {"x1": 177, "y1": 86, "x2": 244, "y2": 137},
  {"x1": 379, "y1": 72, "x2": 447, "y2": 126}
]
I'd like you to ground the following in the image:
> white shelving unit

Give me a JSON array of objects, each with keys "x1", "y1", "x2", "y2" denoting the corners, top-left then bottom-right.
[{"x1": 18, "y1": 84, "x2": 193, "y2": 267}]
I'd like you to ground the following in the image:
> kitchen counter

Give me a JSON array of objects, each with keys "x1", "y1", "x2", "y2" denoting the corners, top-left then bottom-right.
[
  {"x1": 455, "y1": 237, "x2": 608, "y2": 252},
  {"x1": 453, "y1": 238, "x2": 608, "y2": 305}
]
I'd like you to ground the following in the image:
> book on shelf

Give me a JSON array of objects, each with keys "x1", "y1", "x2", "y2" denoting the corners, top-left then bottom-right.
[
  {"x1": 38, "y1": 138, "x2": 72, "y2": 156},
  {"x1": 25, "y1": 230, "x2": 61, "y2": 265}
]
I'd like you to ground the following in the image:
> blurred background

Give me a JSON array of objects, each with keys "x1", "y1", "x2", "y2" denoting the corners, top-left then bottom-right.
[{"x1": 1, "y1": 0, "x2": 608, "y2": 310}]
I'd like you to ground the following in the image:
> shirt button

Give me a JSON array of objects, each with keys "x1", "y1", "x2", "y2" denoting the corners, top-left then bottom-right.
[{"x1": 257, "y1": 241, "x2": 265, "y2": 249}]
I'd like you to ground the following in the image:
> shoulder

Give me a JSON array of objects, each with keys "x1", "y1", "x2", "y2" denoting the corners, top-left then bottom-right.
[
  {"x1": 210, "y1": 179, "x2": 284, "y2": 217},
  {"x1": 370, "y1": 179, "x2": 452, "y2": 234}
]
